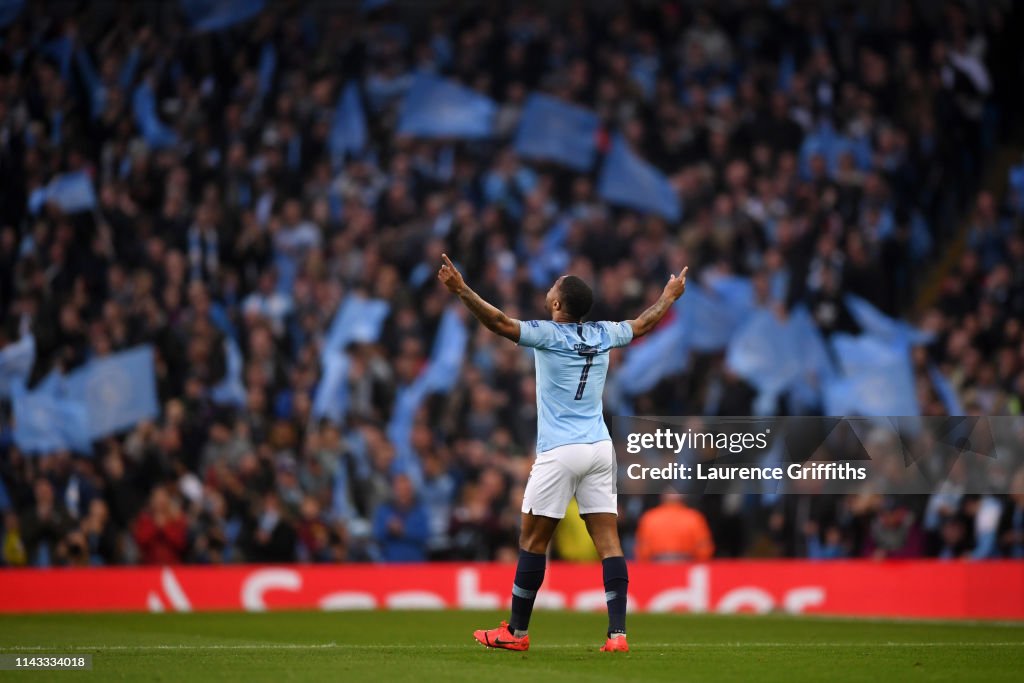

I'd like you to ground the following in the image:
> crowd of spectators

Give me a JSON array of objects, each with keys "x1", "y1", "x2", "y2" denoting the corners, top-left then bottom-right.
[{"x1": 2, "y1": 0, "x2": 1024, "y2": 567}]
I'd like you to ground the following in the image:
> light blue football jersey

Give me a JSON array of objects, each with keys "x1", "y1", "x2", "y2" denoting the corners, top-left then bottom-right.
[{"x1": 517, "y1": 319, "x2": 634, "y2": 453}]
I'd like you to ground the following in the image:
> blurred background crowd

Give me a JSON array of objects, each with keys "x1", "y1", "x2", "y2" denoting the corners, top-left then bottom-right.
[{"x1": 2, "y1": 0, "x2": 1024, "y2": 568}]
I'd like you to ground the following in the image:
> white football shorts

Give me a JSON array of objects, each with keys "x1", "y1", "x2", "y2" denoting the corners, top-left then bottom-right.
[{"x1": 521, "y1": 440, "x2": 618, "y2": 518}]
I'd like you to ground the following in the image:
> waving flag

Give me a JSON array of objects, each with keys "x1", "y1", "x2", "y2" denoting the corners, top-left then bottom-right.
[
  {"x1": 64, "y1": 346, "x2": 160, "y2": 440},
  {"x1": 388, "y1": 307, "x2": 468, "y2": 473},
  {"x1": 11, "y1": 375, "x2": 90, "y2": 455},
  {"x1": 210, "y1": 338, "x2": 246, "y2": 407},
  {"x1": 0, "y1": 334, "x2": 35, "y2": 398},
  {"x1": 132, "y1": 82, "x2": 178, "y2": 149},
  {"x1": 119, "y1": 46, "x2": 140, "y2": 91},
  {"x1": 397, "y1": 74, "x2": 496, "y2": 139},
  {"x1": 181, "y1": 0, "x2": 266, "y2": 32},
  {"x1": 257, "y1": 42, "x2": 277, "y2": 101},
  {"x1": 330, "y1": 82, "x2": 368, "y2": 162},
  {"x1": 844, "y1": 294, "x2": 934, "y2": 347},
  {"x1": 726, "y1": 309, "x2": 801, "y2": 402},
  {"x1": 312, "y1": 352, "x2": 351, "y2": 424},
  {"x1": 679, "y1": 283, "x2": 751, "y2": 352},
  {"x1": 321, "y1": 295, "x2": 390, "y2": 362},
  {"x1": 514, "y1": 94, "x2": 599, "y2": 171},
  {"x1": 75, "y1": 48, "x2": 106, "y2": 118},
  {"x1": 616, "y1": 280, "x2": 754, "y2": 398},
  {"x1": 785, "y1": 306, "x2": 835, "y2": 413},
  {"x1": 416, "y1": 306, "x2": 469, "y2": 393},
  {"x1": 28, "y1": 172, "x2": 97, "y2": 215},
  {"x1": 704, "y1": 274, "x2": 755, "y2": 310},
  {"x1": 598, "y1": 135, "x2": 681, "y2": 221},
  {"x1": 617, "y1": 304, "x2": 688, "y2": 396},
  {"x1": 799, "y1": 121, "x2": 872, "y2": 178},
  {"x1": 824, "y1": 334, "x2": 920, "y2": 417}
]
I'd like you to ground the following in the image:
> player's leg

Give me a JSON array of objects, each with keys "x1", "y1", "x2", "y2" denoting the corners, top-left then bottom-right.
[
  {"x1": 474, "y1": 448, "x2": 572, "y2": 650},
  {"x1": 581, "y1": 513, "x2": 628, "y2": 642},
  {"x1": 577, "y1": 441, "x2": 629, "y2": 652},
  {"x1": 508, "y1": 512, "x2": 559, "y2": 635}
]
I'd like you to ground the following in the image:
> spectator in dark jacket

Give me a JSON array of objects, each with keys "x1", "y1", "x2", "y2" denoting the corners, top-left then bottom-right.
[
  {"x1": 999, "y1": 469, "x2": 1024, "y2": 559},
  {"x1": 20, "y1": 479, "x2": 71, "y2": 567},
  {"x1": 246, "y1": 492, "x2": 297, "y2": 563},
  {"x1": 373, "y1": 475, "x2": 430, "y2": 562}
]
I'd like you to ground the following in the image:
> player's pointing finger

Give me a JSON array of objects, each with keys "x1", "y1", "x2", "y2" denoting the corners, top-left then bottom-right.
[
  {"x1": 680, "y1": 266, "x2": 688, "y2": 279},
  {"x1": 441, "y1": 253, "x2": 454, "y2": 268}
]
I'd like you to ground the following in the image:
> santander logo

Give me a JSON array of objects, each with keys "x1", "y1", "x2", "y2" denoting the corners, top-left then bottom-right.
[{"x1": 224, "y1": 566, "x2": 826, "y2": 615}]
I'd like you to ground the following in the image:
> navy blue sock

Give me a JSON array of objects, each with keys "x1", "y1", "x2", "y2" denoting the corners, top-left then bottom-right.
[
  {"x1": 602, "y1": 556, "x2": 628, "y2": 635},
  {"x1": 508, "y1": 549, "x2": 546, "y2": 633}
]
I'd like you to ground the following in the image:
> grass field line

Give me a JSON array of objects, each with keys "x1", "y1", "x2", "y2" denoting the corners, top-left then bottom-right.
[{"x1": 1, "y1": 642, "x2": 1021, "y2": 652}]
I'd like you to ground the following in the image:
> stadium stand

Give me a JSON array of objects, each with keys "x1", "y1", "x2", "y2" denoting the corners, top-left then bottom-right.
[{"x1": 1, "y1": 0, "x2": 1023, "y2": 566}]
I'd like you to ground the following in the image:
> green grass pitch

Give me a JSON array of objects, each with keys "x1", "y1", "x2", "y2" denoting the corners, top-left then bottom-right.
[{"x1": 0, "y1": 610, "x2": 1021, "y2": 682}]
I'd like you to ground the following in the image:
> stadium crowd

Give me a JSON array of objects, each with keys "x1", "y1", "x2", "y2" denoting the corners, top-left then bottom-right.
[{"x1": 2, "y1": 0, "x2": 1024, "y2": 568}]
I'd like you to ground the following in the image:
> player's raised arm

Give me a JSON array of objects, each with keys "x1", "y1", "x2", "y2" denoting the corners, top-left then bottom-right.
[
  {"x1": 626, "y1": 266, "x2": 688, "y2": 338},
  {"x1": 437, "y1": 253, "x2": 520, "y2": 342}
]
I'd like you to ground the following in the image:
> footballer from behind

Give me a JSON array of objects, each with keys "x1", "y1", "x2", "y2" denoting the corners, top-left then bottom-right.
[{"x1": 438, "y1": 254, "x2": 688, "y2": 652}]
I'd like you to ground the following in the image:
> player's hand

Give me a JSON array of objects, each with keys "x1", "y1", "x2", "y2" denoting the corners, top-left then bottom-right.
[
  {"x1": 663, "y1": 266, "x2": 688, "y2": 301},
  {"x1": 437, "y1": 253, "x2": 466, "y2": 294}
]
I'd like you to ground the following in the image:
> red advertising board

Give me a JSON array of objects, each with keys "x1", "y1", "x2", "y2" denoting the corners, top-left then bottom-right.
[{"x1": 0, "y1": 561, "x2": 1021, "y2": 619}]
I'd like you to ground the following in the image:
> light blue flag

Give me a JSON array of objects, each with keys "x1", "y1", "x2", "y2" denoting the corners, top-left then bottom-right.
[
  {"x1": 798, "y1": 121, "x2": 871, "y2": 177},
  {"x1": 181, "y1": 0, "x2": 266, "y2": 32},
  {"x1": 0, "y1": 0, "x2": 24, "y2": 28},
  {"x1": 312, "y1": 352, "x2": 351, "y2": 424},
  {"x1": 928, "y1": 365, "x2": 964, "y2": 416},
  {"x1": 0, "y1": 334, "x2": 35, "y2": 399},
  {"x1": 29, "y1": 172, "x2": 97, "y2": 215},
  {"x1": 13, "y1": 383, "x2": 69, "y2": 454},
  {"x1": 704, "y1": 274, "x2": 755, "y2": 310},
  {"x1": 75, "y1": 48, "x2": 106, "y2": 118},
  {"x1": 119, "y1": 46, "x2": 140, "y2": 91},
  {"x1": 824, "y1": 334, "x2": 920, "y2": 417},
  {"x1": 679, "y1": 283, "x2": 750, "y2": 352},
  {"x1": 210, "y1": 338, "x2": 246, "y2": 407},
  {"x1": 330, "y1": 82, "x2": 368, "y2": 162},
  {"x1": 386, "y1": 380, "x2": 430, "y2": 483},
  {"x1": 64, "y1": 346, "x2": 160, "y2": 440},
  {"x1": 513, "y1": 94, "x2": 598, "y2": 171},
  {"x1": 598, "y1": 135, "x2": 681, "y2": 222},
  {"x1": 418, "y1": 307, "x2": 469, "y2": 393},
  {"x1": 617, "y1": 303, "x2": 688, "y2": 395},
  {"x1": 785, "y1": 306, "x2": 834, "y2": 413},
  {"x1": 397, "y1": 74, "x2": 496, "y2": 139},
  {"x1": 726, "y1": 309, "x2": 802, "y2": 403},
  {"x1": 844, "y1": 294, "x2": 934, "y2": 347},
  {"x1": 387, "y1": 307, "x2": 468, "y2": 474},
  {"x1": 11, "y1": 375, "x2": 91, "y2": 455},
  {"x1": 322, "y1": 295, "x2": 390, "y2": 363},
  {"x1": 257, "y1": 42, "x2": 276, "y2": 101},
  {"x1": 132, "y1": 83, "x2": 178, "y2": 149}
]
